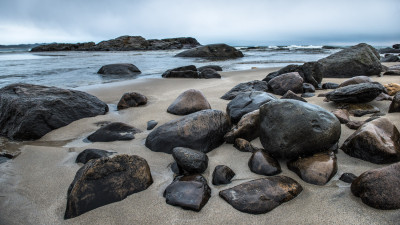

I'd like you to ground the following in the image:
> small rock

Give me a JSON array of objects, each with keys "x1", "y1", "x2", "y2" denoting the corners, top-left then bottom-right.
[
  {"x1": 87, "y1": 122, "x2": 141, "y2": 142},
  {"x1": 224, "y1": 109, "x2": 260, "y2": 144},
  {"x1": 301, "y1": 93, "x2": 315, "y2": 98},
  {"x1": 380, "y1": 54, "x2": 400, "y2": 62},
  {"x1": 75, "y1": 149, "x2": 114, "y2": 164},
  {"x1": 172, "y1": 147, "x2": 208, "y2": 174},
  {"x1": 389, "y1": 92, "x2": 400, "y2": 113},
  {"x1": 384, "y1": 83, "x2": 400, "y2": 96},
  {"x1": 212, "y1": 165, "x2": 235, "y2": 185},
  {"x1": 332, "y1": 109, "x2": 351, "y2": 124},
  {"x1": 171, "y1": 162, "x2": 184, "y2": 175},
  {"x1": 146, "y1": 120, "x2": 158, "y2": 130},
  {"x1": 338, "y1": 76, "x2": 372, "y2": 88},
  {"x1": 167, "y1": 89, "x2": 211, "y2": 115},
  {"x1": 117, "y1": 92, "x2": 147, "y2": 110},
  {"x1": 346, "y1": 121, "x2": 365, "y2": 130},
  {"x1": 248, "y1": 150, "x2": 281, "y2": 176},
  {"x1": 281, "y1": 90, "x2": 307, "y2": 102},
  {"x1": 268, "y1": 72, "x2": 304, "y2": 95},
  {"x1": 339, "y1": 173, "x2": 358, "y2": 183},
  {"x1": 322, "y1": 82, "x2": 339, "y2": 89},
  {"x1": 383, "y1": 70, "x2": 400, "y2": 76},
  {"x1": 303, "y1": 83, "x2": 315, "y2": 93},
  {"x1": 233, "y1": 138, "x2": 261, "y2": 153},
  {"x1": 221, "y1": 80, "x2": 269, "y2": 100}
]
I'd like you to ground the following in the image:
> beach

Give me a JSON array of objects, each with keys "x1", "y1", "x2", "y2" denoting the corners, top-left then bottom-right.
[{"x1": 0, "y1": 64, "x2": 400, "y2": 225}]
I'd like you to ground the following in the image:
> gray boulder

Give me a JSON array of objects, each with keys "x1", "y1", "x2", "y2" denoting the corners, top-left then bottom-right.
[
  {"x1": 175, "y1": 44, "x2": 244, "y2": 59},
  {"x1": 267, "y1": 72, "x2": 304, "y2": 95},
  {"x1": 381, "y1": 54, "x2": 400, "y2": 62},
  {"x1": 338, "y1": 76, "x2": 372, "y2": 88},
  {"x1": 221, "y1": 80, "x2": 269, "y2": 100},
  {"x1": 198, "y1": 68, "x2": 221, "y2": 79},
  {"x1": 325, "y1": 83, "x2": 385, "y2": 103},
  {"x1": 167, "y1": 89, "x2": 211, "y2": 115},
  {"x1": 97, "y1": 63, "x2": 141, "y2": 75},
  {"x1": 161, "y1": 65, "x2": 199, "y2": 78},
  {"x1": 198, "y1": 65, "x2": 223, "y2": 72}
]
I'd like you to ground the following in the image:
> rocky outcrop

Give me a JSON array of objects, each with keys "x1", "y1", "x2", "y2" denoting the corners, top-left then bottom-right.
[
  {"x1": 378, "y1": 47, "x2": 400, "y2": 54},
  {"x1": 167, "y1": 89, "x2": 211, "y2": 115},
  {"x1": 172, "y1": 147, "x2": 208, "y2": 174},
  {"x1": 117, "y1": 92, "x2": 147, "y2": 110},
  {"x1": 325, "y1": 83, "x2": 385, "y2": 103},
  {"x1": 0, "y1": 83, "x2": 108, "y2": 140},
  {"x1": 97, "y1": 64, "x2": 141, "y2": 76},
  {"x1": 64, "y1": 155, "x2": 153, "y2": 219},
  {"x1": 221, "y1": 80, "x2": 269, "y2": 100},
  {"x1": 30, "y1": 42, "x2": 96, "y2": 51},
  {"x1": 87, "y1": 122, "x2": 141, "y2": 142},
  {"x1": 267, "y1": 72, "x2": 304, "y2": 95},
  {"x1": 75, "y1": 149, "x2": 114, "y2": 164},
  {"x1": 389, "y1": 92, "x2": 400, "y2": 113},
  {"x1": 224, "y1": 109, "x2": 260, "y2": 143},
  {"x1": 175, "y1": 44, "x2": 244, "y2": 59},
  {"x1": 248, "y1": 150, "x2": 281, "y2": 176},
  {"x1": 212, "y1": 165, "x2": 235, "y2": 185}
]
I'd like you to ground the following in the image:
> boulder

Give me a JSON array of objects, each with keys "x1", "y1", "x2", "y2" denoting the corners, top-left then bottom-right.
[
  {"x1": 97, "y1": 64, "x2": 141, "y2": 76},
  {"x1": 351, "y1": 162, "x2": 400, "y2": 210},
  {"x1": 260, "y1": 99, "x2": 341, "y2": 159},
  {"x1": 117, "y1": 92, "x2": 147, "y2": 110},
  {"x1": 339, "y1": 173, "x2": 358, "y2": 183},
  {"x1": 381, "y1": 54, "x2": 400, "y2": 62},
  {"x1": 322, "y1": 82, "x2": 339, "y2": 89},
  {"x1": 75, "y1": 149, "x2": 114, "y2": 164},
  {"x1": 64, "y1": 155, "x2": 153, "y2": 219},
  {"x1": 198, "y1": 65, "x2": 223, "y2": 72},
  {"x1": 167, "y1": 89, "x2": 211, "y2": 115},
  {"x1": 325, "y1": 83, "x2": 385, "y2": 103},
  {"x1": 221, "y1": 80, "x2": 269, "y2": 100},
  {"x1": 0, "y1": 83, "x2": 108, "y2": 140},
  {"x1": 164, "y1": 174, "x2": 211, "y2": 211},
  {"x1": 281, "y1": 90, "x2": 307, "y2": 102},
  {"x1": 338, "y1": 76, "x2": 372, "y2": 88},
  {"x1": 219, "y1": 176, "x2": 303, "y2": 214},
  {"x1": 287, "y1": 152, "x2": 337, "y2": 185},
  {"x1": 384, "y1": 83, "x2": 400, "y2": 96},
  {"x1": 248, "y1": 150, "x2": 281, "y2": 176},
  {"x1": 389, "y1": 92, "x2": 400, "y2": 113},
  {"x1": 87, "y1": 122, "x2": 141, "y2": 142},
  {"x1": 267, "y1": 72, "x2": 304, "y2": 95},
  {"x1": 172, "y1": 147, "x2": 208, "y2": 174},
  {"x1": 233, "y1": 138, "x2": 261, "y2": 153},
  {"x1": 146, "y1": 120, "x2": 158, "y2": 130},
  {"x1": 198, "y1": 68, "x2": 221, "y2": 79},
  {"x1": 224, "y1": 109, "x2": 260, "y2": 144},
  {"x1": 212, "y1": 165, "x2": 235, "y2": 185},
  {"x1": 341, "y1": 117, "x2": 400, "y2": 164},
  {"x1": 227, "y1": 91, "x2": 276, "y2": 123},
  {"x1": 332, "y1": 109, "x2": 351, "y2": 124},
  {"x1": 175, "y1": 44, "x2": 244, "y2": 59},
  {"x1": 161, "y1": 65, "x2": 199, "y2": 78},
  {"x1": 145, "y1": 109, "x2": 230, "y2": 154},
  {"x1": 147, "y1": 37, "x2": 200, "y2": 50}
]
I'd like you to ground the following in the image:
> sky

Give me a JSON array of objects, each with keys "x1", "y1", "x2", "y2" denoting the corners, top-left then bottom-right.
[{"x1": 0, "y1": 0, "x2": 399, "y2": 46}]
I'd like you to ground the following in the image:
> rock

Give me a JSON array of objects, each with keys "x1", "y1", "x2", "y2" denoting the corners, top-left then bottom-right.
[
  {"x1": 161, "y1": 65, "x2": 199, "y2": 78},
  {"x1": 302, "y1": 83, "x2": 315, "y2": 93},
  {"x1": 175, "y1": 44, "x2": 244, "y2": 59},
  {"x1": 332, "y1": 109, "x2": 351, "y2": 124},
  {"x1": 384, "y1": 83, "x2": 400, "y2": 96},
  {"x1": 339, "y1": 173, "x2": 358, "y2": 183},
  {"x1": 221, "y1": 80, "x2": 269, "y2": 100},
  {"x1": 75, "y1": 149, "x2": 114, "y2": 164},
  {"x1": 287, "y1": 152, "x2": 337, "y2": 185},
  {"x1": 383, "y1": 70, "x2": 400, "y2": 75},
  {"x1": 338, "y1": 76, "x2": 372, "y2": 88},
  {"x1": 227, "y1": 91, "x2": 276, "y2": 123},
  {"x1": 389, "y1": 92, "x2": 400, "y2": 113},
  {"x1": 87, "y1": 122, "x2": 141, "y2": 142},
  {"x1": 164, "y1": 174, "x2": 211, "y2": 211},
  {"x1": 64, "y1": 154, "x2": 153, "y2": 219},
  {"x1": 0, "y1": 83, "x2": 108, "y2": 140},
  {"x1": 212, "y1": 165, "x2": 235, "y2": 185},
  {"x1": 97, "y1": 64, "x2": 141, "y2": 76},
  {"x1": 167, "y1": 89, "x2": 211, "y2": 115},
  {"x1": 248, "y1": 150, "x2": 281, "y2": 176},
  {"x1": 94, "y1": 36, "x2": 149, "y2": 51},
  {"x1": 260, "y1": 99, "x2": 341, "y2": 159},
  {"x1": 346, "y1": 121, "x2": 365, "y2": 130},
  {"x1": 351, "y1": 162, "x2": 400, "y2": 210},
  {"x1": 267, "y1": 72, "x2": 304, "y2": 95},
  {"x1": 147, "y1": 37, "x2": 200, "y2": 50},
  {"x1": 171, "y1": 162, "x2": 184, "y2": 175},
  {"x1": 30, "y1": 42, "x2": 96, "y2": 51},
  {"x1": 198, "y1": 65, "x2": 223, "y2": 72},
  {"x1": 381, "y1": 54, "x2": 400, "y2": 62},
  {"x1": 198, "y1": 68, "x2": 221, "y2": 79},
  {"x1": 281, "y1": 90, "x2": 307, "y2": 102},
  {"x1": 374, "y1": 93, "x2": 393, "y2": 101},
  {"x1": 233, "y1": 138, "x2": 261, "y2": 152},
  {"x1": 394, "y1": 44, "x2": 400, "y2": 49},
  {"x1": 117, "y1": 92, "x2": 147, "y2": 110},
  {"x1": 147, "y1": 120, "x2": 158, "y2": 130},
  {"x1": 378, "y1": 47, "x2": 400, "y2": 54},
  {"x1": 219, "y1": 176, "x2": 303, "y2": 214},
  {"x1": 224, "y1": 109, "x2": 260, "y2": 144},
  {"x1": 322, "y1": 82, "x2": 339, "y2": 89},
  {"x1": 337, "y1": 103, "x2": 380, "y2": 117},
  {"x1": 263, "y1": 64, "x2": 302, "y2": 83},
  {"x1": 325, "y1": 83, "x2": 385, "y2": 103},
  {"x1": 341, "y1": 117, "x2": 400, "y2": 164},
  {"x1": 172, "y1": 147, "x2": 208, "y2": 174},
  {"x1": 145, "y1": 109, "x2": 230, "y2": 154},
  {"x1": 301, "y1": 93, "x2": 315, "y2": 98}
]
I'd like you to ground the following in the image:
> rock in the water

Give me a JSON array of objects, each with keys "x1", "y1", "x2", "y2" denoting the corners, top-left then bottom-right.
[
  {"x1": 346, "y1": 121, "x2": 365, "y2": 130},
  {"x1": 198, "y1": 68, "x2": 221, "y2": 79},
  {"x1": 167, "y1": 89, "x2": 211, "y2": 115},
  {"x1": 281, "y1": 90, "x2": 307, "y2": 102},
  {"x1": 97, "y1": 63, "x2": 141, "y2": 75},
  {"x1": 221, "y1": 80, "x2": 269, "y2": 100},
  {"x1": 64, "y1": 154, "x2": 153, "y2": 219},
  {"x1": 384, "y1": 83, "x2": 400, "y2": 96},
  {"x1": 267, "y1": 72, "x2": 304, "y2": 95},
  {"x1": 227, "y1": 91, "x2": 276, "y2": 123},
  {"x1": 339, "y1": 173, "x2": 358, "y2": 183},
  {"x1": 248, "y1": 150, "x2": 281, "y2": 176},
  {"x1": 219, "y1": 176, "x2": 303, "y2": 214},
  {"x1": 302, "y1": 83, "x2": 315, "y2": 93},
  {"x1": 212, "y1": 165, "x2": 235, "y2": 185},
  {"x1": 75, "y1": 149, "x2": 114, "y2": 164},
  {"x1": 287, "y1": 152, "x2": 337, "y2": 185},
  {"x1": 322, "y1": 82, "x2": 339, "y2": 89},
  {"x1": 147, "y1": 120, "x2": 158, "y2": 130},
  {"x1": 175, "y1": 44, "x2": 243, "y2": 59},
  {"x1": 332, "y1": 109, "x2": 350, "y2": 124},
  {"x1": 87, "y1": 122, "x2": 141, "y2": 142},
  {"x1": 198, "y1": 65, "x2": 223, "y2": 72},
  {"x1": 145, "y1": 109, "x2": 230, "y2": 154},
  {"x1": 172, "y1": 147, "x2": 208, "y2": 174},
  {"x1": 0, "y1": 83, "x2": 108, "y2": 140},
  {"x1": 164, "y1": 174, "x2": 211, "y2": 211},
  {"x1": 325, "y1": 83, "x2": 385, "y2": 103},
  {"x1": 161, "y1": 65, "x2": 199, "y2": 78},
  {"x1": 351, "y1": 162, "x2": 400, "y2": 210},
  {"x1": 260, "y1": 99, "x2": 341, "y2": 159},
  {"x1": 224, "y1": 109, "x2": 260, "y2": 143},
  {"x1": 338, "y1": 76, "x2": 372, "y2": 88},
  {"x1": 341, "y1": 117, "x2": 400, "y2": 164},
  {"x1": 117, "y1": 92, "x2": 147, "y2": 110},
  {"x1": 233, "y1": 138, "x2": 261, "y2": 152},
  {"x1": 389, "y1": 92, "x2": 400, "y2": 113}
]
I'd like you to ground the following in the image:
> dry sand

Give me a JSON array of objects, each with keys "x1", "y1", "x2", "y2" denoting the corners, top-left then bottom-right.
[{"x1": 0, "y1": 64, "x2": 400, "y2": 225}]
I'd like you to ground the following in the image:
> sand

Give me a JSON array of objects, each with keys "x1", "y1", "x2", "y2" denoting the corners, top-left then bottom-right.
[{"x1": 1, "y1": 65, "x2": 400, "y2": 225}]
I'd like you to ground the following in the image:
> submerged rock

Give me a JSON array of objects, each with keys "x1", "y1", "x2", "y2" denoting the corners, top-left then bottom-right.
[
  {"x1": 117, "y1": 92, "x2": 147, "y2": 110},
  {"x1": 97, "y1": 63, "x2": 141, "y2": 75},
  {"x1": 167, "y1": 89, "x2": 211, "y2": 115},
  {"x1": 75, "y1": 149, "x2": 114, "y2": 164},
  {"x1": 325, "y1": 83, "x2": 385, "y2": 103},
  {"x1": 221, "y1": 80, "x2": 269, "y2": 100},
  {"x1": 175, "y1": 44, "x2": 243, "y2": 59},
  {"x1": 224, "y1": 109, "x2": 260, "y2": 144},
  {"x1": 248, "y1": 150, "x2": 281, "y2": 176},
  {"x1": 212, "y1": 165, "x2": 235, "y2": 185},
  {"x1": 87, "y1": 122, "x2": 141, "y2": 142},
  {"x1": 172, "y1": 147, "x2": 208, "y2": 174}
]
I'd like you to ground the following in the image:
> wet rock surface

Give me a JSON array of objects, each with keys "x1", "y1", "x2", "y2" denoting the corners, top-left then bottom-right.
[
  {"x1": 346, "y1": 121, "x2": 365, "y2": 130},
  {"x1": 97, "y1": 64, "x2": 141, "y2": 75},
  {"x1": 117, "y1": 92, "x2": 147, "y2": 110},
  {"x1": 221, "y1": 80, "x2": 269, "y2": 100},
  {"x1": 172, "y1": 147, "x2": 208, "y2": 174},
  {"x1": 75, "y1": 149, "x2": 114, "y2": 164},
  {"x1": 325, "y1": 83, "x2": 385, "y2": 103},
  {"x1": 267, "y1": 72, "x2": 304, "y2": 95},
  {"x1": 175, "y1": 44, "x2": 244, "y2": 59},
  {"x1": 339, "y1": 173, "x2": 358, "y2": 183},
  {"x1": 224, "y1": 109, "x2": 260, "y2": 143},
  {"x1": 87, "y1": 122, "x2": 141, "y2": 142},
  {"x1": 212, "y1": 165, "x2": 235, "y2": 185},
  {"x1": 248, "y1": 150, "x2": 281, "y2": 176},
  {"x1": 233, "y1": 138, "x2": 261, "y2": 152},
  {"x1": 302, "y1": 83, "x2": 315, "y2": 93},
  {"x1": 198, "y1": 68, "x2": 221, "y2": 79},
  {"x1": 167, "y1": 89, "x2": 211, "y2": 115}
]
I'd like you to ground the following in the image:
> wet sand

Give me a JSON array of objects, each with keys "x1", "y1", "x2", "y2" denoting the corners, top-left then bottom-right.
[{"x1": 0, "y1": 64, "x2": 399, "y2": 224}]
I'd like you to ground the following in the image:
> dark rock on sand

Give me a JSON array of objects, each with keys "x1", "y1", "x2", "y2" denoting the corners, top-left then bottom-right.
[
  {"x1": 267, "y1": 72, "x2": 304, "y2": 95},
  {"x1": 117, "y1": 92, "x2": 147, "y2": 110},
  {"x1": 381, "y1": 54, "x2": 400, "y2": 62},
  {"x1": 281, "y1": 90, "x2": 307, "y2": 102},
  {"x1": 87, "y1": 122, "x2": 141, "y2": 142},
  {"x1": 75, "y1": 149, "x2": 114, "y2": 164},
  {"x1": 339, "y1": 173, "x2": 358, "y2": 183},
  {"x1": 322, "y1": 82, "x2": 339, "y2": 89},
  {"x1": 301, "y1": 93, "x2": 315, "y2": 98},
  {"x1": 389, "y1": 92, "x2": 400, "y2": 113},
  {"x1": 233, "y1": 138, "x2": 261, "y2": 153},
  {"x1": 287, "y1": 152, "x2": 337, "y2": 185},
  {"x1": 172, "y1": 147, "x2": 208, "y2": 174},
  {"x1": 351, "y1": 162, "x2": 400, "y2": 210},
  {"x1": 164, "y1": 174, "x2": 211, "y2": 211},
  {"x1": 64, "y1": 154, "x2": 153, "y2": 219},
  {"x1": 161, "y1": 65, "x2": 199, "y2": 78},
  {"x1": 171, "y1": 162, "x2": 184, "y2": 175},
  {"x1": 224, "y1": 109, "x2": 260, "y2": 144},
  {"x1": 341, "y1": 117, "x2": 400, "y2": 164},
  {"x1": 219, "y1": 176, "x2": 303, "y2": 214},
  {"x1": 198, "y1": 65, "x2": 223, "y2": 72},
  {"x1": 212, "y1": 165, "x2": 235, "y2": 185},
  {"x1": 167, "y1": 89, "x2": 211, "y2": 115},
  {"x1": 338, "y1": 76, "x2": 372, "y2": 88},
  {"x1": 198, "y1": 68, "x2": 221, "y2": 79},
  {"x1": 260, "y1": 99, "x2": 341, "y2": 159},
  {"x1": 227, "y1": 91, "x2": 276, "y2": 123},
  {"x1": 146, "y1": 120, "x2": 158, "y2": 130},
  {"x1": 221, "y1": 80, "x2": 269, "y2": 100},
  {"x1": 145, "y1": 109, "x2": 230, "y2": 154},
  {"x1": 302, "y1": 83, "x2": 315, "y2": 93},
  {"x1": 175, "y1": 44, "x2": 244, "y2": 59},
  {"x1": 97, "y1": 63, "x2": 141, "y2": 76},
  {"x1": 346, "y1": 121, "x2": 365, "y2": 130},
  {"x1": 332, "y1": 109, "x2": 351, "y2": 124},
  {"x1": 0, "y1": 83, "x2": 108, "y2": 140},
  {"x1": 325, "y1": 83, "x2": 385, "y2": 103},
  {"x1": 337, "y1": 103, "x2": 380, "y2": 117},
  {"x1": 383, "y1": 70, "x2": 400, "y2": 76},
  {"x1": 248, "y1": 150, "x2": 281, "y2": 176}
]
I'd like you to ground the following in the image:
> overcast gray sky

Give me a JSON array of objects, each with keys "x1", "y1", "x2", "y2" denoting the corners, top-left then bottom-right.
[{"x1": 0, "y1": 0, "x2": 399, "y2": 46}]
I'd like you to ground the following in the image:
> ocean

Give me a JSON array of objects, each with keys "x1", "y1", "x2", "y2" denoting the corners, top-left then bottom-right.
[{"x1": 0, "y1": 45, "x2": 348, "y2": 89}]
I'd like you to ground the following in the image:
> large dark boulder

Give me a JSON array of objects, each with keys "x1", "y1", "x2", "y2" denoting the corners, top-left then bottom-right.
[
  {"x1": 87, "y1": 122, "x2": 142, "y2": 142},
  {"x1": 167, "y1": 89, "x2": 211, "y2": 115},
  {"x1": 75, "y1": 149, "x2": 114, "y2": 164},
  {"x1": 97, "y1": 64, "x2": 141, "y2": 75},
  {"x1": 145, "y1": 109, "x2": 230, "y2": 154},
  {"x1": 224, "y1": 109, "x2": 260, "y2": 144},
  {"x1": 175, "y1": 44, "x2": 244, "y2": 59},
  {"x1": 260, "y1": 99, "x2": 341, "y2": 159},
  {"x1": 351, "y1": 162, "x2": 400, "y2": 210},
  {"x1": 219, "y1": 176, "x2": 303, "y2": 214},
  {"x1": 198, "y1": 65, "x2": 223, "y2": 72},
  {"x1": 221, "y1": 80, "x2": 269, "y2": 100},
  {"x1": 267, "y1": 72, "x2": 304, "y2": 95},
  {"x1": 117, "y1": 92, "x2": 147, "y2": 110},
  {"x1": 0, "y1": 83, "x2": 108, "y2": 140},
  {"x1": 64, "y1": 154, "x2": 153, "y2": 219},
  {"x1": 393, "y1": 44, "x2": 400, "y2": 49},
  {"x1": 325, "y1": 83, "x2": 385, "y2": 103},
  {"x1": 172, "y1": 147, "x2": 208, "y2": 174}
]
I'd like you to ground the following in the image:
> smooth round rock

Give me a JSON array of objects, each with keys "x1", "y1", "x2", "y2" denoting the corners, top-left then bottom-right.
[
  {"x1": 172, "y1": 147, "x2": 208, "y2": 174},
  {"x1": 212, "y1": 165, "x2": 235, "y2": 185}
]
